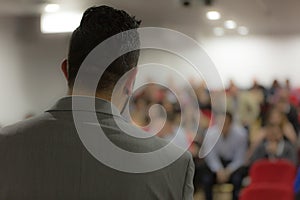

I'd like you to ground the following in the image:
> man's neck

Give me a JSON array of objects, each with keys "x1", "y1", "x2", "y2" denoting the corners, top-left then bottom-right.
[
  {"x1": 67, "y1": 88, "x2": 126, "y2": 113},
  {"x1": 68, "y1": 88, "x2": 111, "y2": 101}
]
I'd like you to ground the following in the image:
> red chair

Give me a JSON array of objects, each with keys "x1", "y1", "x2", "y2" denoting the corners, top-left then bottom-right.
[
  {"x1": 240, "y1": 159, "x2": 296, "y2": 200},
  {"x1": 240, "y1": 184, "x2": 294, "y2": 200},
  {"x1": 249, "y1": 159, "x2": 296, "y2": 186}
]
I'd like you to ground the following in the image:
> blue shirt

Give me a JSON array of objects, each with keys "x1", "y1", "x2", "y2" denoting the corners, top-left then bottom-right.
[{"x1": 203, "y1": 124, "x2": 247, "y2": 172}]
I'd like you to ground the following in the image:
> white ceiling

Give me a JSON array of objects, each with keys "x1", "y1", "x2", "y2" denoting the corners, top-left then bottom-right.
[{"x1": 1, "y1": 0, "x2": 300, "y2": 37}]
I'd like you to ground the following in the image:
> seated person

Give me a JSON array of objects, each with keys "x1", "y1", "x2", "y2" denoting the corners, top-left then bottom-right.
[
  {"x1": 248, "y1": 107, "x2": 297, "y2": 161},
  {"x1": 202, "y1": 112, "x2": 248, "y2": 200},
  {"x1": 249, "y1": 122, "x2": 297, "y2": 165}
]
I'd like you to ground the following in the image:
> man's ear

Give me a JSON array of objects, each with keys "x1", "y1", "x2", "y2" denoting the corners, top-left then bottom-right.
[
  {"x1": 61, "y1": 59, "x2": 68, "y2": 80},
  {"x1": 124, "y1": 67, "x2": 138, "y2": 95}
]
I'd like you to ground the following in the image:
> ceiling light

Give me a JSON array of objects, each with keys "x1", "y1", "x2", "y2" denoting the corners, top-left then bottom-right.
[
  {"x1": 238, "y1": 26, "x2": 249, "y2": 35},
  {"x1": 224, "y1": 20, "x2": 237, "y2": 29},
  {"x1": 41, "y1": 12, "x2": 82, "y2": 33},
  {"x1": 206, "y1": 11, "x2": 221, "y2": 20},
  {"x1": 44, "y1": 4, "x2": 60, "y2": 13},
  {"x1": 213, "y1": 27, "x2": 224, "y2": 36}
]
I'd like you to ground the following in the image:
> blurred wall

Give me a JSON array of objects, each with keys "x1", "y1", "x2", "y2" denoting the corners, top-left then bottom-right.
[
  {"x1": 138, "y1": 34, "x2": 300, "y2": 89},
  {"x1": 0, "y1": 17, "x2": 27, "y2": 126},
  {"x1": 202, "y1": 35, "x2": 300, "y2": 88},
  {"x1": 0, "y1": 16, "x2": 68, "y2": 126}
]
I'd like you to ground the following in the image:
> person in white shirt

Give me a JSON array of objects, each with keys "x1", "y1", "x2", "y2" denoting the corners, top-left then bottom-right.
[{"x1": 202, "y1": 112, "x2": 248, "y2": 200}]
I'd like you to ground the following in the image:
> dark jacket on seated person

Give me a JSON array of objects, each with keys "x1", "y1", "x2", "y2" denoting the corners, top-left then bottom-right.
[{"x1": 250, "y1": 138, "x2": 297, "y2": 165}]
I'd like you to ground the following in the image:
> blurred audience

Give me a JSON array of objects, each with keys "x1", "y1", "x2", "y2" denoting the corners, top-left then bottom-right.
[{"x1": 128, "y1": 77, "x2": 300, "y2": 199}]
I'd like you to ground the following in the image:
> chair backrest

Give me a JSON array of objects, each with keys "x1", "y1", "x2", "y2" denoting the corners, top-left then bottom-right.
[
  {"x1": 250, "y1": 159, "x2": 296, "y2": 185},
  {"x1": 240, "y1": 184, "x2": 294, "y2": 200}
]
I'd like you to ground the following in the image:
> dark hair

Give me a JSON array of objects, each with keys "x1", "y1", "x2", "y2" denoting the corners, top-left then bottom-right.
[
  {"x1": 224, "y1": 111, "x2": 233, "y2": 122},
  {"x1": 67, "y1": 6, "x2": 141, "y2": 90},
  {"x1": 263, "y1": 107, "x2": 287, "y2": 128}
]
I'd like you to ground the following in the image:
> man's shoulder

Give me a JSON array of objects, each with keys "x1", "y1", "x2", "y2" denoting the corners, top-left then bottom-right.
[
  {"x1": 0, "y1": 112, "x2": 192, "y2": 163},
  {"x1": 99, "y1": 119, "x2": 193, "y2": 173},
  {"x1": 0, "y1": 113, "x2": 55, "y2": 142},
  {"x1": 107, "y1": 119, "x2": 192, "y2": 158}
]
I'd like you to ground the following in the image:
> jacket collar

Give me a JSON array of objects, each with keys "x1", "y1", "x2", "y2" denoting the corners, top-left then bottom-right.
[{"x1": 47, "y1": 96, "x2": 122, "y2": 118}]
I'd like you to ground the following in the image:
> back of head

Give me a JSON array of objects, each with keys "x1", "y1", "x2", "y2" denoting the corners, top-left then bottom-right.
[{"x1": 67, "y1": 6, "x2": 141, "y2": 92}]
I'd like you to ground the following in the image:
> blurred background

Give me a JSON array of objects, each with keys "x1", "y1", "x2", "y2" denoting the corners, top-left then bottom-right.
[{"x1": 2, "y1": 1, "x2": 300, "y2": 199}]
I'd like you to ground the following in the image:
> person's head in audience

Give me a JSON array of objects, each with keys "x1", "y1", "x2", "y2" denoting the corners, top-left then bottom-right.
[
  {"x1": 251, "y1": 78, "x2": 259, "y2": 88},
  {"x1": 285, "y1": 79, "x2": 291, "y2": 90},
  {"x1": 271, "y1": 79, "x2": 281, "y2": 89},
  {"x1": 265, "y1": 123, "x2": 283, "y2": 143},
  {"x1": 61, "y1": 6, "x2": 141, "y2": 110},
  {"x1": 276, "y1": 89, "x2": 291, "y2": 112},
  {"x1": 156, "y1": 112, "x2": 176, "y2": 138},
  {"x1": 227, "y1": 80, "x2": 239, "y2": 97},
  {"x1": 264, "y1": 107, "x2": 287, "y2": 128},
  {"x1": 130, "y1": 97, "x2": 150, "y2": 127},
  {"x1": 220, "y1": 112, "x2": 233, "y2": 137}
]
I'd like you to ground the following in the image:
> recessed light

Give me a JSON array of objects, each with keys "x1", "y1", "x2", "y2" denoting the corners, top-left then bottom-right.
[
  {"x1": 224, "y1": 20, "x2": 237, "y2": 29},
  {"x1": 206, "y1": 11, "x2": 221, "y2": 20},
  {"x1": 44, "y1": 4, "x2": 60, "y2": 13},
  {"x1": 41, "y1": 12, "x2": 82, "y2": 33},
  {"x1": 238, "y1": 26, "x2": 249, "y2": 35},
  {"x1": 213, "y1": 27, "x2": 224, "y2": 36}
]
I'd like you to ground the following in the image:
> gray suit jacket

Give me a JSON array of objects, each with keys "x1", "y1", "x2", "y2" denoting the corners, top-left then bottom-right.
[{"x1": 0, "y1": 97, "x2": 194, "y2": 200}]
